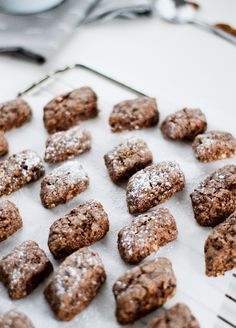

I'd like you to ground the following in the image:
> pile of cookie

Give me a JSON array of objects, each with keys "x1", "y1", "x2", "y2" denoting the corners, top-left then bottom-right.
[{"x1": 0, "y1": 87, "x2": 235, "y2": 328}]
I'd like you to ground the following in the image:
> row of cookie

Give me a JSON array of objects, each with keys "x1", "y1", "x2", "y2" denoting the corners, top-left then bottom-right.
[{"x1": 0, "y1": 239, "x2": 199, "y2": 326}]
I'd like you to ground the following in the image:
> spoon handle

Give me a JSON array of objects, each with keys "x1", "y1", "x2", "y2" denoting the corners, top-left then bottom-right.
[{"x1": 191, "y1": 19, "x2": 236, "y2": 46}]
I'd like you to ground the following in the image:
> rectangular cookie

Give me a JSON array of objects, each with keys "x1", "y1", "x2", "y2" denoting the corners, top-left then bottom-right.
[
  {"x1": 109, "y1": 97, "x2": 159, "y2": 132},
  {"x1": 0, "y1": 310, "x2": 34, "y2": 328},
  {"x1": 190, "y1": 165, "x2": 236, "y2": 226},
  {"x1": 205, "y1": 211, "x2": 236, "y2": 276},
  {"x1": 146, "y1": 303, "x2": 200, "y2": 328},
  {"x1": 43, "y1": 87, "x2": 98, "y2": 134},
  {"x1": 48, "y1": 200, "x2": 109, "y2": 258},
  {"x1": 44, "y1": 247, "x2": 106, "y2": 321},
  {"x1": 127, "y1": 161, "x2": 185, "y2": 214},
  {"x1": 0, "y1": 98, "x2": 32, "y2": 132},
  {"x1": 0, "y1": 240, "x2": 53, "y2": 299},
  {"x1": 40, "y1": 161, "x2": 89, "y2": 208},
  {"x1": 104, "y1": 137, "x2": 153, "y2": 183},
  {"x1": 44, "y1": 126, "x2": 91, "y2": 163},
  {"x1": 0, "y1": 200, "x2": 22, "y2": 242},
  {"x1": 113, "y1": 257, "x2": 176, "y2": 325},
  {"x1": 0, "y1": 149, "x2": 45, "y2": 197},
  {"x1": 118, "y1": 208, "x2": 178, "y2": 264}
]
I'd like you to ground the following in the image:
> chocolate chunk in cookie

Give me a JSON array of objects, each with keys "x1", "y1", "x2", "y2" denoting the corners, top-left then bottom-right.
[
  {"x1": 0, "y1": 132, "x2": 8, "y2": 156},
  {"x1": 0, "y1": 98, "x2": 32, "y2": 132},
  {"x1": 104, "y1": 137, "x2": 153, "y2": 183},
  {"x1": 109, "y1": 97, "x2": 159, "y2": 132},
  {"x1": 40, "y1": 161, "x2": 89, "y2": 209},
  {"x1": 113, "y1": 257, "x2": 176, "y2": 325},
  {"x1": 0, "y1": 200, "x2": 22, "y2": 242},
  {"x1": 192, "y1": 131, "x2": 236, "y2": 162},
  {"x1": 44, "y1": 247, "x2": 106, "y2": 321},
  {"x1": 0, "y1": 310, "x2": 35, "y2": 328},
  {"x1": 0, "y1": 150, "x2": 45, "y2": 197},
  {"x1": 190, "y1": 165, "x2": 236, "y2": 226},
  {"x1": 118, "y1": 208, "x2": 177, "y2": 264},
  {"x1": 44, "y1": 127, "x2": 91, "y2": 163},
  {"x1": 146, "y1": 303, "x2": 200, "y2": 328},
  {"x1": 0, "y1": 240, "x2": 53, "y2": 299},
  {"x1": 205, "y1": 212, "x2": 236, "y2": 276},
  {"x1": 161, "y1": 108, "x2": 207, "y2": 140},
  {"x1": 48, "y1": 200, "x2": 109, "y2": 259},
  {"x1": 43, "y1": 87, "x2": 98, "y2": 134},
  {"x1": 127, "y1": 161, "x2": 185, "y2": 214}
]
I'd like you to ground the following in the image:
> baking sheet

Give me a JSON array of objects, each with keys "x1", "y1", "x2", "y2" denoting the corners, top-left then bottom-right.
[{"x1": 0, "y1": 67, "x2": 235, "y2": 328}]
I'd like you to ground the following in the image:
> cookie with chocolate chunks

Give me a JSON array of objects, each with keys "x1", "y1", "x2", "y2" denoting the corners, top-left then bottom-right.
[{"x1": 0, "y1": 200, "x2": 22, "y2": 242}]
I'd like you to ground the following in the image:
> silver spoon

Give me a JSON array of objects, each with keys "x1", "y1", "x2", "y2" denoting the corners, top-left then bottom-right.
[{"x1": 156, "y1": 0, "x2": 236, "y2": 46}]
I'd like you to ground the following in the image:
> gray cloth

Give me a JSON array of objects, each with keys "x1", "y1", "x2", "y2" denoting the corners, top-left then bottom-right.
[{"x1": 0, "y1": 0, "x2": 153, "y2": 63}]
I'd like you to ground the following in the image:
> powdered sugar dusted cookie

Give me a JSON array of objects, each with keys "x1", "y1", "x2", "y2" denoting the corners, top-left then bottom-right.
[
  {"x1": 0, "y1": 131, "x2": 8, "y2": 156},
  {"x1": 0, "y1": 240, "x2": 53, "y2": 299},
  {"x1": 146, "y1": 303, "x2": 200, "y2": 328},
  {"x1": 113, "y1": 257, "x2": 176, "y2": 325},
  {"x1": 0, "y1": 150, "x2": 45, "y2": 197},
  {"x1": 192, "y1": 131, "x2": 236, "y2": 162},
  {"x1": 43, "y1": 87, "x2": 98, "y2": 134},
  {"x1": 161, "y1": 108, "x2": 207, "y2": 140},
  {"x1": 44, "y1": 247, "x2": 106, "y2": 321},
  {"x1": 0, "y1": 200, "x2": 22, "y2": 242},
  {"x1": 0, "y1": 310, "x2": 35, "y2": 328},
  {"x1": 109, "y1": 97, "x2": 159, "y2": 132},
  {"x1": 40, "y1": 161, "x2": 89, "y2": 208},
  {"x1": 48, "y1": 200, "x2": 109, "y2": 259},
  {"x1": 118, "y1": 208, "x2": 177, "y2": 264},
  {"x1": 104, "y1": 137, "x2": 153, "y2": 183},
  {"x1": 205, "y1": 212, "x2": 236, "y2": 276},
  {"x1": 190, "y1": 165, "x2": 236, "y2": 226},
  {"x1": 44, "y1": 127, "x2": 91, "y2": 163},
  {"x1": 127, "y1": 162, "x2": 185, "y2": 214},
  {"x1": 0, "y1": 98, "x2": 32, "y2": 132}
]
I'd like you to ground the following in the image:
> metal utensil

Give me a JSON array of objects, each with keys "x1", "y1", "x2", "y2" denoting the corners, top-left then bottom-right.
[{"x1": 156, "y1": 0, "x2": 236, "y2": 46}]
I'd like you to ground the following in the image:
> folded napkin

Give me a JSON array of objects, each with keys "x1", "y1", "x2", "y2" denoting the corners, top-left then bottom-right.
[{"x1": 0, "y1": 0, "x2": 154, "y2": 63}]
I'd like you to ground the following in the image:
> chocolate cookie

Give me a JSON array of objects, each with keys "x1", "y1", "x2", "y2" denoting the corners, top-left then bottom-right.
[
  {"x1": 161, "y1": 108, "x2": 207, "y2": 140},
  {"x1": 205, "y1": 212, "x2": 236, "y2": 276},
  {"x1": 0, "y1": 98, "x2": 32, "y2": 132},
  {"x1": 40, "y1": 161, "x2": 89, "y2": 208},
  {"x1": 44, "y1": 127, "x2": 91, "y2": 163},
  {"x1": 0, "y1": 150, "x2": 45, "y2": 197},
  {"x1": 118, "y1": 208, "x2": 177, "y2": 264},
  {"x1": 113, "y1": 257, "x2": 176, "y2": 325},
  {"x1": 146, "y1": 303, "x2": 200, "y2": 328},
  {"x1": 0, "y1": 132, "x2": 8, "y2": 156},
  {"x1": 43, "y1": 87, "x2": 98, "y2": 134},
  {"x1": 104, "y1": 137, "x2": 153, "y2": 183},
  {"x1": 109, "y1": 97, "x2": 159, "y2": 132},
  {"x1": 192, "y1": 130, "x2": 236, "y2": 162},
  {"x1": 0, "y1": 200, "x2": 22, "y2": 242},
  {"x1": 0, "y1": 240, "x2": 53, "y2": 299},
  {"x1": 0, "y1": 310, "x2": 34, "y2": 328},
  {"x1": 48, "y1": 200, "x2": 109, "y2": 259},
  {"x1": 190, "y1": 165, "x2": 236, "y2": 226},
  {"x1": 127, "y1": 161, "x2": 185, "y2": 214},
  {"x1": 44, "y1": 247, "x2": 106, "y2": 321}
]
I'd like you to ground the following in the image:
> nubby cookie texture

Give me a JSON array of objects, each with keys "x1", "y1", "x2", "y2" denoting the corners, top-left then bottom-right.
[
  {"x1": 0, "y1": 310, "x2": 35, "y2": 328},
  {"x1": 43, "y1": 87, "x2": 98, "y2": 134},
  {"x1": 127, "y1": 161, "x2": 185, "y2": 213},
  {"x1": 44, "y1": 126, "x2": 91, "y2": 163},
  {"x1": 104, "y1": 137, "x2": 153, "y2": 183},
  {"x1": 44, "y1": 247, "x2": 106, "y2": 321},
  {"x1": 190, "y1": 165, "x2": 236, "y2": 226},
  {"x1": 40, "y1": 161, "x2": 89, "y2": 208},
  {"x1": 118, "y1": 208, "x2": 178, "y2": 264},
  {"x1": 0, "y1": 131, "x2": 8, "y2": 156},
  {"x1": 0, "y1": 200, "x2": 22, "y2": 242},
  {"x1": 113, "y1": 257, "x2": 176, "y2": 325},
  {"x1": 0, "y1": 149, "x2": 45, "y2": 197},
  {"x1": 109, "y1": 97, "x2": 159, "y2": 132},
  {"x1": 0, "y1": 240, "x2": 53, "y2": 299},
  {"x1": 48, "y1": 200, "x2": 109, "y2": 259},
  {"x1": 205, "y1": 212, "x2": 236, "y2": 276}
]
